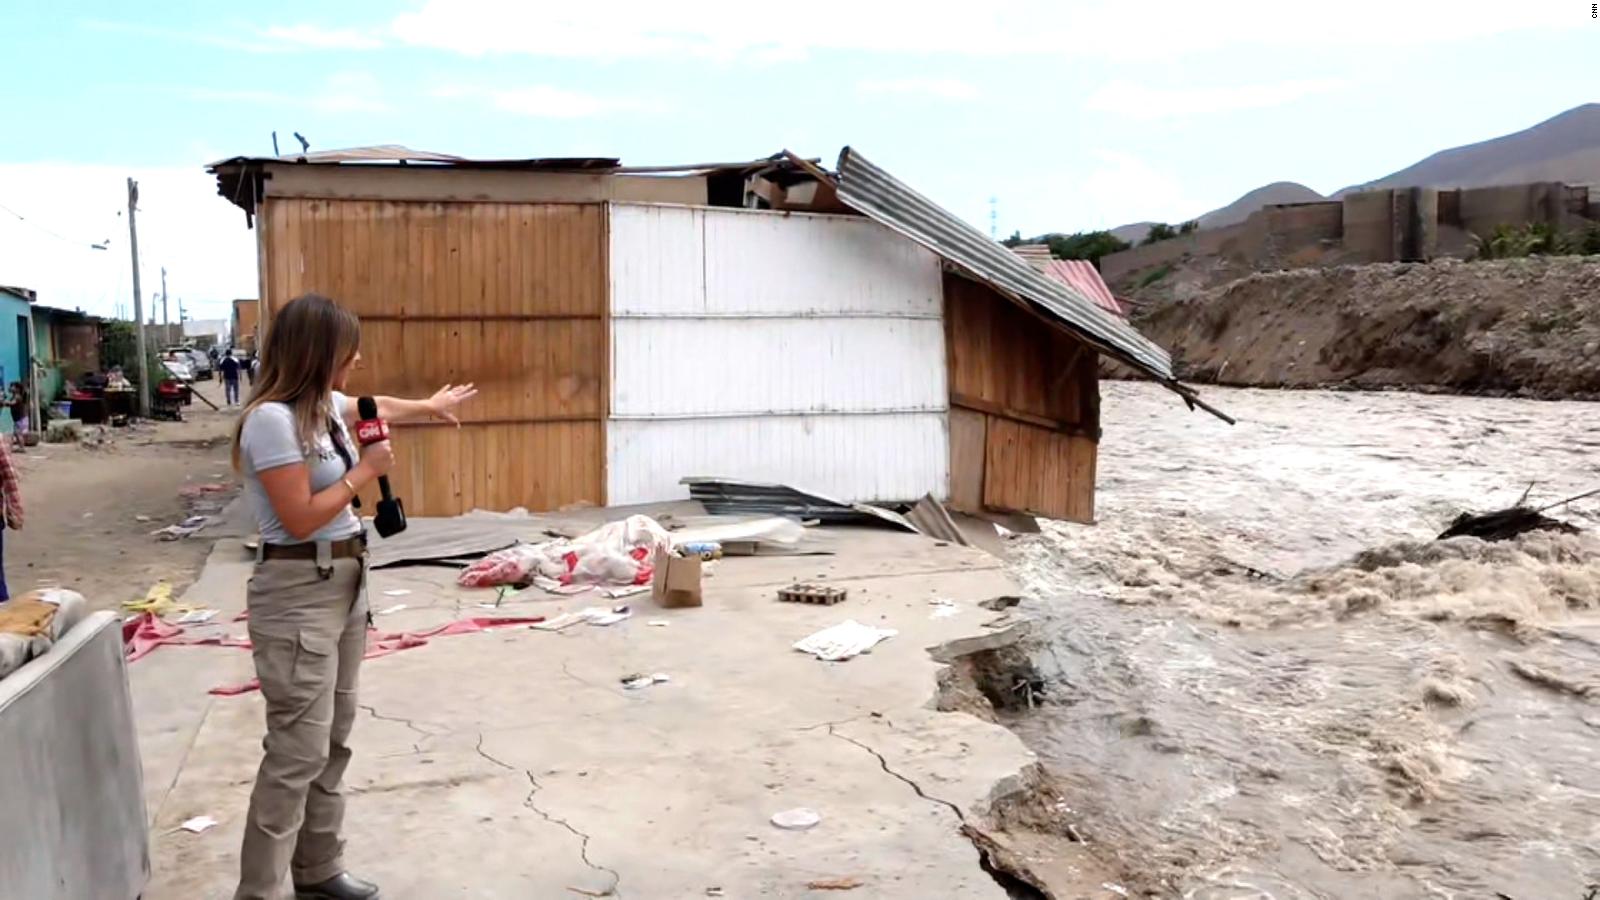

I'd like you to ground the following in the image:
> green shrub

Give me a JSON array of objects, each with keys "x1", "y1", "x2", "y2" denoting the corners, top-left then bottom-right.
[
  {"x1": 1137, "y1": 264, "x2": 1173, "y2": 288},
  {"x1": 1473, "y1": 222, "x2": 1600, "y2": 259}
]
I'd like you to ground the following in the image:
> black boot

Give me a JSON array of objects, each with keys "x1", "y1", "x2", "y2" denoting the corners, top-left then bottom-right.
[{"x1": 295, "y1": 872, "x2": 381, "y2": 900}]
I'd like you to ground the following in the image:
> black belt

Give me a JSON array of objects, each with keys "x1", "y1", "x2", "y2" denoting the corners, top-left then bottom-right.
[{"x1": 261, "y1": 535, "x2": 367, "y2": 561}]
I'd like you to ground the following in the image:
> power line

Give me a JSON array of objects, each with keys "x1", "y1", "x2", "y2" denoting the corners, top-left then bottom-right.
[{"x1": 0, "y1": 199, "x2": 111, "y2": 250}]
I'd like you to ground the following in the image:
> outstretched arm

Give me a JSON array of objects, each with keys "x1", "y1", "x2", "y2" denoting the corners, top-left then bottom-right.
[{"x1": 337, "y1": 384, "x2": 479, "y2": 427}]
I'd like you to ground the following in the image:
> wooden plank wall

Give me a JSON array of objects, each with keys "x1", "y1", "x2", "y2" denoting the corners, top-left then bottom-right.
[
  {"x1": 943, "y1": 273, "x2": 1099, "y2": 523},
  {"x1": 257, "y1": 197, "x2": 606, "y2": 515},
  {"x1": 233, "y1": 300, "x2": 259, "y2": 349}
]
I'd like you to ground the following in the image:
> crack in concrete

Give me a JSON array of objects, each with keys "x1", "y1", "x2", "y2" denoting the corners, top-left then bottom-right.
[
  {"x1": 359, "y1": 703, "x2": 438, "y2": 753},
  {"x1": 474, "y1": 734, "x2": 622, "y2": 898},
  {"x1": 560, "y1": 659, "x2": 613, "y2": 694},
  {"x1": 793, "y1": 714, "x2": 869, "y2": 734},
  {"x1": 828, "y1": 724, "x2": 1047, "y2": 900},
  {"x1": 153, "y1": 697, "x2": 215, "y2": 827},
  {"x1": 826, "y1": 724, "x2": 968, "y2": 823}
]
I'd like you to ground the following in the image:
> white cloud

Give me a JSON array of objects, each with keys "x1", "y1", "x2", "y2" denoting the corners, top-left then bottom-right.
[
  {"x1": 432, "y1": 85, "x2": 665, "y2": 118},
  {"x1": 187, "y1": 72, "x2": 388, "y2": 114},
  {"x1": 81, "y1": 19, "x2": 280, "y2": 53},
  {"x1": 0, "y1": 164, "x2": 255, "y2": 320},
  {"x1": 1085, "y1": 79, "x2": 1346, "y2": 119},
  {"x1": 82, "y1": 19, "x2": 382, "y2": 53},
  {"x1": 1074, "y1": 150, "x2": 1201, "y2": 230},
  {"x1": 311, "y1": 71, "x2": 388, "y2": 112},
  {"x1": 260, "y1": 24, "x2": 384, "y2": 50},
  {"x1": 858, "y1": 78, "x2": 979, "y2": 101},
  {"x1": 382, "y1": 0, "x2": 1576, "y2": 60}
]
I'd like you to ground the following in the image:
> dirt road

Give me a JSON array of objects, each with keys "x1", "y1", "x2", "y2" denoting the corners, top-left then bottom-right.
[{"x1": 8, "y1": 381, "x2": 240, "y2": 611}]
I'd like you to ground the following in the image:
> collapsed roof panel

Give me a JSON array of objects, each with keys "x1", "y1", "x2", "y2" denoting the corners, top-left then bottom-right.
[{"x1": 832, "y1": 147, "x2": 1173, "y2": 383}]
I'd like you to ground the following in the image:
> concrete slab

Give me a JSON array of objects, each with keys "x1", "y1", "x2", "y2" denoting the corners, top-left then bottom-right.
[{"x1": 135, "y1": 523, "x2": 1037, "y2": 899}]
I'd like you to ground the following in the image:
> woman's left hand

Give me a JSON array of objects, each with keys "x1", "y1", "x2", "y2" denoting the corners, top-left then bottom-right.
[{"x1": 427, "y1": 383, "x2": 479, "y2": 426}]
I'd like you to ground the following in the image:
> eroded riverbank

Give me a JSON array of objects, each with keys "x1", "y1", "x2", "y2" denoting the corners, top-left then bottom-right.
[{"x1": 1000, "y1": 382, "x2": 1600, "y2": 898}]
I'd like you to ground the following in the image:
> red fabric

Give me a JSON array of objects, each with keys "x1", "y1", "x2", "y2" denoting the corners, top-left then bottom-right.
[
  {"x1": 204, "y1": 615, "x2": 545, "y2": 696},
  {"x1": 122, "y1": 613, "x2": 252, "y2": 662}
]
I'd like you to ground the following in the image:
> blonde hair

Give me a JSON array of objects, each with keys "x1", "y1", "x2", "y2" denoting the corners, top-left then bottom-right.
[{"x1": 231, "y1": 293, "x2": 361, "y2": 470}]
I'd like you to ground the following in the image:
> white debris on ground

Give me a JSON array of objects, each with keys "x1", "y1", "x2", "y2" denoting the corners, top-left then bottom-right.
[{"x1": 792, "y1": 621, "x2": 897, "y2": 661}]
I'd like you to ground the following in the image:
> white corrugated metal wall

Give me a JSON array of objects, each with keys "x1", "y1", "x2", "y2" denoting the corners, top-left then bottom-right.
[{"x1": 607, "y1": 202, "x2": 949, "y2": 505}]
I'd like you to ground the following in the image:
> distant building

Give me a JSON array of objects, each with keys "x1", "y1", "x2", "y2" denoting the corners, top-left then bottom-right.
[
  {"x1": 32, "y1": 305, "x2": 104, "y2": 404},
  {"x1": 183, "y1": 318, "x2": 230, "y2": 347},
  {"x1": 1101, "y1": 180, "x2": 1600, "y2": 286},
  {"x1": 231, "y1": 299, "x2": 259, "y2": 352}
]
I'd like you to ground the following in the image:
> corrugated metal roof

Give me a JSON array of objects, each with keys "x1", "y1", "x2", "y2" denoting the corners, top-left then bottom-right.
[
  {"x1": 1009, "y1": 244, "x2": 1053, "y2": 269},
  {"x1": 833, "y1": 147, "x2": 1173, "y2": 382},
  {"x1": 1043, "y1": 259, "x2": 1125, "y2": 318},
  {"x1": 206, "y1": 145, "x2": 621, "y2": 170}
]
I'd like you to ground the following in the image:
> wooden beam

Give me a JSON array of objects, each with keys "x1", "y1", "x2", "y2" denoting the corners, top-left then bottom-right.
[
  {"x1": 398, "y1": 415, "x2": 602, "y2": 428},
  {"x1": 355, "y1": 313, "x2": 603, "y2": 322},
  {"x1": 951, "y1": 392, "x2": 1100, "y2": 440}
]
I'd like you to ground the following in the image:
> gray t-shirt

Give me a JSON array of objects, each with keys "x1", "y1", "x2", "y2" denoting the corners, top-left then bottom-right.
[{"x1": 240, "y1": 390, "x2": 362, "y2": 545}]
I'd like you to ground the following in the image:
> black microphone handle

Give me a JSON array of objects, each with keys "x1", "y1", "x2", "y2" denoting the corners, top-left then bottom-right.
[{"x1": 376, "y1": 474, "x2": 395, "y2": 502}]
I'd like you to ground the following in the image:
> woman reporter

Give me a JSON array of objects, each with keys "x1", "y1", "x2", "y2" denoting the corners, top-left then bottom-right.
[{"x1": 230, "y1": 294, "x2": 475, "y2": 900}]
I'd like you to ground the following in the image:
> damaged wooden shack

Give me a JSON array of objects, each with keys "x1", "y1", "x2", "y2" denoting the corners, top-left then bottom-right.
[{"x1": 208, "y1": 146, "x2": 1212, "y2": 521}]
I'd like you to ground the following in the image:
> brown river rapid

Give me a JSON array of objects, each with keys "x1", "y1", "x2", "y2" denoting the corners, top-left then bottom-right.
[{"x1": 1007, "y1": 382, "x2": 1600, "y2": 899}]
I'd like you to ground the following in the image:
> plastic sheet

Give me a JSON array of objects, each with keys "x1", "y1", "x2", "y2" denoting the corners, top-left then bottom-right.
[{"x1": 457, "y1": 515, "x2": 670, "y2": 589}]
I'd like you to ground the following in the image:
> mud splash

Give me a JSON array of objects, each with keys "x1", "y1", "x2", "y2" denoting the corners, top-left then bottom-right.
[{"x1": 1001, "y1": 382, "x2": 1600, "y2": 898}]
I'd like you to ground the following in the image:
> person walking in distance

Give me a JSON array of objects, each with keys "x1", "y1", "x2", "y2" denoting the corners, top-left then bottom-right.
[
  {"x1": 231, "y1": 293, "x2": 475, "y2": 900},
  {"x1": 220, "y1": 352, "x2": 243, "y2": 406},
  {"x1": 8, "y1": 381, "x2": 28, "y2": 450}
]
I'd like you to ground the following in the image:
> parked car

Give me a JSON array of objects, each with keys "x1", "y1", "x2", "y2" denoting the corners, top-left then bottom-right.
[
  {"x1": 187, "y1": 349, "x2": 213, "y2": 381},
  {"x1": 160, "y1": 356, "x2": 194, "y2": 383},
  {"x1": 163, "y1": 345, "x2": 212, "y2": 380}
]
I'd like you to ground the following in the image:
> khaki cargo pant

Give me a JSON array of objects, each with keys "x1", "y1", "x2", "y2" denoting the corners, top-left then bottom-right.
[{"x1": 235, "y1": 554, "x2": 368, "y2": 900}]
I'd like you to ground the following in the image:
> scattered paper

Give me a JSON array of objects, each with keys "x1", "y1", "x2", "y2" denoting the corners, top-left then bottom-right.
[
  {"x1": 376, "y1": 604, "x2": 407, "y2": 616},
  {"x1": 530, "y1": 605, "x2": 633, "y2": 631},
  {"x1": 621, "y1": 672, "x2": 670, "y2": 690},
  {"x1": 806, "y1": 877, "x2": 864, "y2": 891},
  {"x1": 793, "y1": 621, "x2": 898, "y2": 662},
  {"x1": 382, "y1": 589, "x2": 412, "y2": 597},
  {"x1": 179, "y1": 815, "x2": 218, "y2": 834},
  {"x1": 770, "y1": 807, "x2": 822, "y2": 831},
  {"x1": 152, "y1": 516, "x2": 210, "y2": 541},
  {"x1": 589, "y1": 605, "x2": 632, "y2": 626},
  {"x1": 647, "y1": 620, "x2": 670, "y2": 627},
  {"x1": 600, "y1": 584, "x2": 650, "y2": 600},
  {"x1": 929, "y1": 598, "x2": 959, "y2": 619},
  {"x1": 135, "y1": 515, "x2": 153, "y2": 523},
  {"x1": 175, "y1": 609, "x2": 220, "y2": 625},
  {"x1": 1102, "y1": 884, "x2": 1129, "y2": 898}
]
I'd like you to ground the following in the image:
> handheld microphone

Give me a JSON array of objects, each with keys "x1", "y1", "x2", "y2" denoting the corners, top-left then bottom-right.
[{"x1": 355, "y1": 395, "x2": 407, "y2": 537}]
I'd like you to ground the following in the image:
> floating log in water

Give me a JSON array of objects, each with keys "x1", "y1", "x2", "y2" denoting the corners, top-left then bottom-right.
[{"x1": 1438, "y1": 507, "x2": 1579, "y2": 541}]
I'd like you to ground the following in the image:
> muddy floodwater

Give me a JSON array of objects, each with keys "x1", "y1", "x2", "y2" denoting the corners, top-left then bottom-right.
[{"x1": 1009, "y1": 382, "x2": 1600, "y2": 899}]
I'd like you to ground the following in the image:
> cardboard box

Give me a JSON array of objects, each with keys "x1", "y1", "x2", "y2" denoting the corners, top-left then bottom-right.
[{"x1": 651, "y1": 546, "x2": 703, "y2": 609}]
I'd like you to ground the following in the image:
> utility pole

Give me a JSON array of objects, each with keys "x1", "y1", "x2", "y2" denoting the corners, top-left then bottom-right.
[
  {"x1": 127, "y1": 178, "x2": 149, "y2": 417},
  {"x1": 160, "y1": 267, "x2": 169, "y2": 330}
]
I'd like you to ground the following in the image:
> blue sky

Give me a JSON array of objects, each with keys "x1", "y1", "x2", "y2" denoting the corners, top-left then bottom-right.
[{"x1": 0, "y1": 1, "x2": 1593, "y2": 320}]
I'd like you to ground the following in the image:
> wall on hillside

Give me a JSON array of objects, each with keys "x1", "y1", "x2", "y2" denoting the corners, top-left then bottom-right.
[{"x1": 1106, "y1": 180, "x2": 1597, "y2": 288}]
